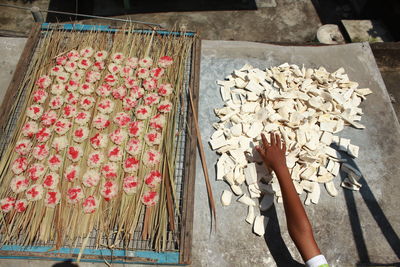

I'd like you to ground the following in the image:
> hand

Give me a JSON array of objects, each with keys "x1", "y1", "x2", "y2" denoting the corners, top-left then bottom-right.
[{"x1": 256, "y1": 132, "x2": 287, "y2": 172}]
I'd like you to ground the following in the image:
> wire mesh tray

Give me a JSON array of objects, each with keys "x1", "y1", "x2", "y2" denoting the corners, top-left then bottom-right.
[{"x1": 0, "y1": 23, "x2": 200, "y2": 265}]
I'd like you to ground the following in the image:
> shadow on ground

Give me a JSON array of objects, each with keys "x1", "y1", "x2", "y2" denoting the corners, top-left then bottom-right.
[
  {"x1": 47, "y1": 0, "x2": 257, "y2": 22},
  {"x1": 334, "y1": 144, "x2": 400, "y2": 267},
  {"x1": 262, "y1": 144, "x2": 400, "y2": 267},
  {"x1": 263, "y1": 205, "x2": 305, "y2": 267},
  {"x1": 52, "y1": 260, "x2": 78, "y2": 267}
]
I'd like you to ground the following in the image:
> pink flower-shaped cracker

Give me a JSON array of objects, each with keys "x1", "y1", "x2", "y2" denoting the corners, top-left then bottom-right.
[
  {"x1": 113, "y1": 112, "x2": 131, "y2": 127},
  {"x1": 141, "y1": 190, "x2": 159, "y2": 206},
  {"x1": 107, "y1": 146, "x2": 123, "y2": 162},
  {"x1": 33, "y1": 89, "x2": 48, "y2": 103},
  {"x1": 66, "y1": 186, "x2": 84, "y2": 204},
  {"x1": 15, "y1": 199, "x2": 28, "y2": 212},
  {"x1": 49, "y1": 96, "x2": 64, "y2": 109},
  {"x1": 87, "y1": 151, "x2": 104, "y2": 168},
  {"x1": 36, "y1": 127, "x2": 51, "y2": 142},
  {"x1": 48, "y1": 154, "x2": 62, "y2": 171},
  {"x1": 142, "y1": 78, "x2": 158, "y2": 91},
  {"x1": 158, "y1": 56, "x2": 173, "y2": 68},
  {"x1": 100, "y1": 180, "x2": 118, "y2": 201},
  {"x1": 64, "y1": 165, "x2": 80, "y2": 183},
  {"x1": 26, "y1": 184, "x2": 44, "y2": 201},
  {"x1": 89, "y1": 133, "x2": 108, "y2": 149},
  {"x1": 135, "y1": 105, "x2": 151, "y2": 120},
  {"x1": 45, "y1": 190, "x2": 61, "y2": 208},
  {"x1": 43, "y1": 172, "x2": 59, "y2": 190},
  {"x1": 125, "y1": 138, "x2": 142, "y2": 156},
  {"x1": 112, "y1": 86, "x2": 127, "y2": 100},
  {"x1": 149, "y1": 113, "x2": 166, "y2": 131},
  {"x1": 0, "y1": 197, "x2": 15, "y2": 212},
  {"x1": 93, "y1": 114, "x2": 111, "y2": 130},
  {"x1": 26, "y1": 104, "x2": 43, "y2": 120},
  {"x1": 32, "y1": 144, "x2": 49, "y2": 160},
  {"x1": 36, "y1": 75, "x2": 51, "y2": 89},
  {"x1": 157, "y1": 83, "x2": 173, "y2": 96},
  {"x1": 27, "y1": 163, "x2": 45, "y2": 181},
  {"x1": 10, "y1": 175, "x2": 29, "y2": 193},
  {"x1": 157, "y1": 100, "x2": 173, "y2": 113},
  {"x1": 82, "y1": 170, "x2": 100, "y2": 187},
  {"x1": 123, "y1": 175, "x2": 139, "y2": 195},
  {"x1": 82, "y1": 196, "x2": 99, "y2": 213},
  {"x1": 144, "y1": 170, "x2": 162, "y2": 188},
  {"x1": 67, "y1": 145, "x2": 83, "y2": 162},
  {"x1": 15, "y1": 139, "x2": 32, "y2": 155},
  {"x1": 41, "y1": 110, "x2": 57, "y2": 126},
  {"x1": 11, "y1": 157, "x2": 28, "y2": 175},
  {"x1": 143, "y1": 149, "x2": 161, "y2": 167},
  {"x1": 123, "y1": 156, "x2": 140, "y2": 173},
  {"x1": 22, "y1": 121, "x2": 38, "y2": 137},
  {"x1": 101, "y1": 162, "x2": 118, "y2": 179}
]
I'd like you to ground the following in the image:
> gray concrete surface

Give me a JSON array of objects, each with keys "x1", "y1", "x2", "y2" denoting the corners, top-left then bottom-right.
[
  {"x1": 1, "y1": 38, "x2": 400, "y2": 267},
  {"x1": 0, "y1": 0, "x2": 321, "y2": 43},
  {"x1": 0, "y1": 37, "x2": 26, "y2": 104},
  {"x1": 193, "y1": 41, "x2": 400, "y2": 266},
  {"x1": 0, "y1": 0, "x2": 50, "y2": 35},
  {"x1": 342, "y1": 20, "x2": 393, "y2": 42},
  {"x1": 371, "y1": 42, "x2": 400, "y2": 120},
  {"x1": 380, "y1": 71, "x2": 400, "y2": 117},
  {"x1": 82, "y1": 0, "x2": 321, "y2": 43}
]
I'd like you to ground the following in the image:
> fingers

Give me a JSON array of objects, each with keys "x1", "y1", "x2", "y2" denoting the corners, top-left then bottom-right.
[
  {"x1": 261, "y1": 133, "x2": 270, "y2": 149},
  {"x1": 256, "y1": 146, "x2": 265, "y2": 157},
  {"x1": 270, "y1": 132, "x2": 276, "y2": 146},
  {"x1": 276, "y1": 133, "x2": 281, "y2": 148},
  {"x1": 282, "y1": 140, "x2": 286, "y2": 153}
]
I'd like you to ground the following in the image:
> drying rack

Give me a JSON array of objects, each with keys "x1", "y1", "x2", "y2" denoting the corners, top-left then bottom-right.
[{"x1": 0, "y1": 23, "x2": 200, "y2": 265}]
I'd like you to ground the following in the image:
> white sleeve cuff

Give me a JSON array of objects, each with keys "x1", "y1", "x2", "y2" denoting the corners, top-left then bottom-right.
[{"x1": 305, "y1": 254, "x2": 328, "y2": 267}]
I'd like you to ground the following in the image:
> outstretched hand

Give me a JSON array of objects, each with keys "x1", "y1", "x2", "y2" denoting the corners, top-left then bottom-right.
[
  {"x1": 256, "y1": 132, "x2": 287, "y2": 172},
  {"x1": 257, "y1": 133, "x2": 322, "y2": 262}
]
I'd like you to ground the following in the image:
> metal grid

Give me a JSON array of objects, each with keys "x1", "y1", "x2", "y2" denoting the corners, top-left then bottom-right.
[
  {"x1": 0, "y1": 27, "x2": 194, "y2": 254},
  {"x1": 0, "y1": 31, "x2": 49, "y2": 159},
  {"x1": 0, "y1": 68, "x2": 33, "y2": 160}
]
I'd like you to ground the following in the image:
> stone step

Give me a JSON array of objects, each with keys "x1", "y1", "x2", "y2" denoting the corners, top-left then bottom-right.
[{"x1": 342, "y1": 19, "x2": 393, "y2": 42}]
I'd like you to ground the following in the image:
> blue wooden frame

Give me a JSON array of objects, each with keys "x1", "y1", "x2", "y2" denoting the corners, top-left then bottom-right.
[
  {"x1": 41, "y1": 23, "x2": 196, "y2": 37},
  {"x1": 0, "y1": 245, "x2": 181, "y2": 264}
]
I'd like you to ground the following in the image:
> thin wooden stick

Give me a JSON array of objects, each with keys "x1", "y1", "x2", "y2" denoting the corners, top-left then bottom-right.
[
  {"x1": 163, "y1": 160, "x2": 175, "y2": 231},
  {"x1": 188, "y1": 87, "x2": 217, "y2": 230}
]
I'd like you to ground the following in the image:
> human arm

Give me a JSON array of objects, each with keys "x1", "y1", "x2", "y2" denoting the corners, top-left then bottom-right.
[{"x1": 256, "y1": 132, "x2": 321, "y2": 262}]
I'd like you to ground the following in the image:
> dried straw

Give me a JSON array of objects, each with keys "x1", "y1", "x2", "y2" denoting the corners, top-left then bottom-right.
[{"x1": 0, "y1": 24, "x2": 195, "y2": 253}]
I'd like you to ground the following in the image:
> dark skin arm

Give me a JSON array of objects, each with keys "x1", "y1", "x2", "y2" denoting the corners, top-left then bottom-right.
[{"x1": 256, "y1": 132, "x2": 321, "y2": 262}]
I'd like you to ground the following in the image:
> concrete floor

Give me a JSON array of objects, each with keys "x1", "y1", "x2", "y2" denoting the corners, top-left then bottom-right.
[
  {"x1": 0, "y1": 37, "x2": 26, "y2": 101},
  {"x1": 0, "y1": 0, "x2": 321, "y2": 43},
  {"x1": 81, "y1": 0, "x2": 321, "y2": 43},
  {"x1": 0, "y1": 0, "x2": 50, "y2": 36},
  {"x1": 195, "y1": 41, "x2": 400, "y2": 267},
  {"x1": 380, "y1": 71, "x2": 400, "y2": 116},
  {"x1": 371, "y1": 43, "x2": 400, "y2": 120}
]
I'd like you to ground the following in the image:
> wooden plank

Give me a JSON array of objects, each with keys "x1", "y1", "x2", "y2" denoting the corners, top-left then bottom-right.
[
  {"x1": 0, "y1": 23, "x2": 41, "y2": 131},
  {"x1": 179, "y1": 36, "x2": 201, "y2": 265}
]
